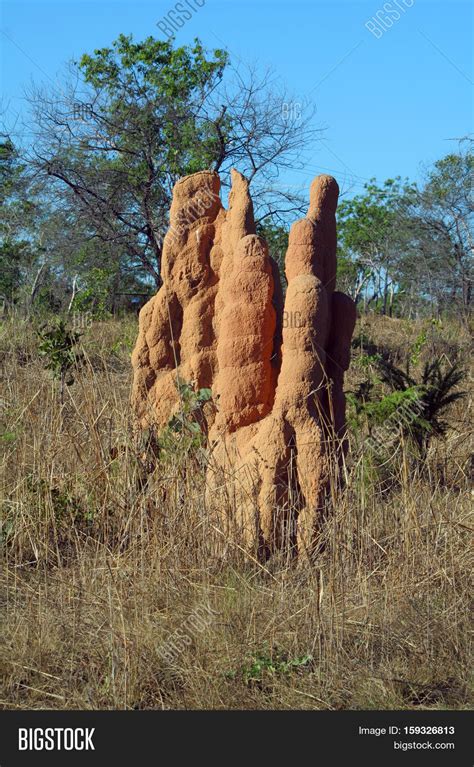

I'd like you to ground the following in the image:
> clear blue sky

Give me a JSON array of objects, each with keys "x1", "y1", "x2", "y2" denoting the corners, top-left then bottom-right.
[{"x1": 1, "y1": 0, "x2": 472, "y2": 197}]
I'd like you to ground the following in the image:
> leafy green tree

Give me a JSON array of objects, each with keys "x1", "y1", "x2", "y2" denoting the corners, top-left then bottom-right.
[
  {"x1": 337, "y1": 178, "x2": 415, "y2": 314},
  {"x1": 27, "y1": 35, "x2": 317, "y2": 287},
  {"x1": 337, "y1": 146, "x2": 472, "y2": 319},
  {"x1": 405, "y1": 145, "x2": 473, "y2": 318},
  {"x1": 0, "y1": 138, "x2": 37, "y2": 303}
]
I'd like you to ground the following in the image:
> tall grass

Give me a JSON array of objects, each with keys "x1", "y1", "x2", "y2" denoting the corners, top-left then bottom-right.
[{"x1": 1, "y1": 314, "x2": 472, "y2": 709}]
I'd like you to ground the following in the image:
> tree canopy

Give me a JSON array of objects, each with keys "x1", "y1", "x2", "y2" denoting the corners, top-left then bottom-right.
[{"x1": 1, "y1": 33, "x2": 471, "y2": 321}]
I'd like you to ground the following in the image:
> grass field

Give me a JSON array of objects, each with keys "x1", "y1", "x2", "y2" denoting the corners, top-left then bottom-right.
[{"x1": 1, "y1": 313, "x2": 472, "y2": 710}]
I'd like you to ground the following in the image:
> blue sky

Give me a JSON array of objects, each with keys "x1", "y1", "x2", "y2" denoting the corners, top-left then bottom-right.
[{"x1": 1, "y1": 0, "x2": 472, "y2": 197}]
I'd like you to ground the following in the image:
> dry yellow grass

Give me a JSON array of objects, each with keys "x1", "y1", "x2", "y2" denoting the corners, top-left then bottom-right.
[{"x1": 1, "y1": 314, "x2": 472, "y2": 709}]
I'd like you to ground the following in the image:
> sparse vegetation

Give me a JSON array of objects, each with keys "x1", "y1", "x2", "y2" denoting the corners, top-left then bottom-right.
[
  {"x1": 0, "y1": 26, "x2": 472, "y2": 717},
  {"x1": 36, "y1": 318, "x2": 84, "y2": 404},
  {"x1": 1, "y1": 313, "x2": 471, "y2": 710}
]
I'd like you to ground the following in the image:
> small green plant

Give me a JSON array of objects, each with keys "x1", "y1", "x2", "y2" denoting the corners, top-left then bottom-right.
[
  {"x1": 155, "y1": 379, "x2": 213, "y2": 463},
  {"x1": 348, "y1": 349, "x2": 466, "y2": 465},
  {"x1": 409, "y1": 328, "x2": 427, "y2": 370},
  {"x1": 377, "y1": 356, "x2": 467, "y2": 459},
  {"x1": 353, "y1": 387, "x2": 421, "y2": 427},
  {"x1": 1, "y1": 429, "x2": 18, "y2": 444},
  {"x1": 37, "y1": 319, "x2": 84, "y2": 403},
  {"x1": 168, "y1": 380, "x2": 212, "y2": 433},
  {"x1": 71, "y1": 267, "x2": 112, "y2": 320},
  {"x1": 226, "y1": 647, "x2": 313, "y2": 687}
]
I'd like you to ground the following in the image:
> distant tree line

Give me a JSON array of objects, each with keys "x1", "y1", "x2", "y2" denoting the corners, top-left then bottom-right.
[
  {"x1": 0, "y1": 33, "x2": 471, "y2": 322},
  {"x1": 335, "y1": 144, "x2": 472, "y2": 321}
]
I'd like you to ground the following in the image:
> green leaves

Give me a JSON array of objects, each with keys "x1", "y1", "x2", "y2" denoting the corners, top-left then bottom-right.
[
  {"x1": 37, "y1": 319, "x2": 84, "y2": 401},
  {"x1": 196, "y1": 387, "x2": 212, "y2": 402},
  {"x1": 156, "y1": 380, "x2": 213, "y2": 461},
  {"x1": 78, "y1": 34, "x2": 229, "y2": 181},
  {"x1": 228, "y1": 647, "x2": 313, "y2": 686},
  {"x1": 72, "y1": 267, "x2": 113, "y2": 320},
  {"x1": 80, "y1": 35, "x2": 228, "y2": 95},
  {"x1": 338, "y1": 177, "x2": 415, "y2": 258},
  {"x1": 337, "y1": 177, "x2": 419, "y2": 311},
  {"x1": 256, "y1": 222, "x2": 289, "y2": 284},
  {"x1": 354, "y1": 347, "x2": 467, "y2": 459}
]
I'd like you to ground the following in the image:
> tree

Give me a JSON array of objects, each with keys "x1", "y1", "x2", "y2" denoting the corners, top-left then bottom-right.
[
  {"x1": 0, "y1": 137, "x2": 43, "y2": 307},
  {"x1": 336, "y1": 147, "x2": 473, "y2": 321},
  {"x1": 26, "y1": 35, "x2": 319, "y2": 288},
  {"x1": 406, "y1": 145, "x2": 473, "y2": 318},
  {"x1": 337, "y1": 178, "x2": 415, "y2": 314},
  {"x1": 256, "y1": 221, "x2": 289, "y2": 284}
]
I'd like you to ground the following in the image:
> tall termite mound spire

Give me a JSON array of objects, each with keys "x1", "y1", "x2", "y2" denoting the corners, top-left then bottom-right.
[{"x1": 131, "y1": 169, "x2": 356, "y2": 558}]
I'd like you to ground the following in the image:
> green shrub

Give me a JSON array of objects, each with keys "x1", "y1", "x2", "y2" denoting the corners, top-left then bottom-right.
[{"x1": 37, "y1": 319, "x2": 84, "y2": 402}]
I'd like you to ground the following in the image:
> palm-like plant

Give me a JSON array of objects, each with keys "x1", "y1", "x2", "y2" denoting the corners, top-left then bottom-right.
[{"x1": 377, "y1": 357, "x2": 467, "y2": 458}]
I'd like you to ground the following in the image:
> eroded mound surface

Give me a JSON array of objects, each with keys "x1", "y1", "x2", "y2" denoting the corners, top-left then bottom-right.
[{"x1": 131, "y1": 169, "x2": 356, "y2": 557}]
